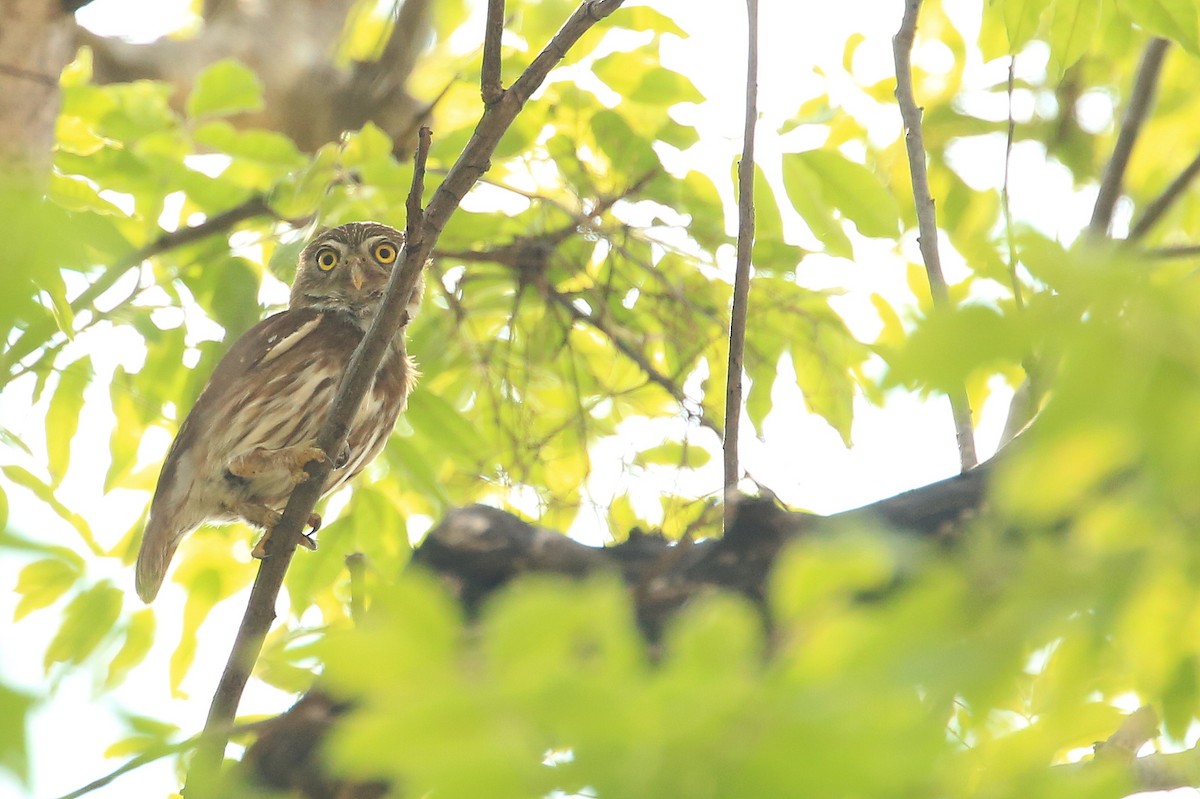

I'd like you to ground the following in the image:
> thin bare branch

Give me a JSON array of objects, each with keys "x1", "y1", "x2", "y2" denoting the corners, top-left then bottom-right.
[
  {"x1": 185, "y1": 2, "x2": 626, "y2": 789},
  {"x1": 892, "y1": 0, "x2": 977, "y2": 471},
  {"x1": 1001, "y1": 55, "x2": 1023, "y2": 309},
  {"x1": 1128, "y1": 148, "x2": 1200, "y2": 241},
  {"x1": 481, "y1": 0, "x2": 506, "y2": 104},
  {"x1": 724, "y1": 0, "x2": 758, "y2": 492},
  {"x1": 56, "y1": 720, "x2": 266, "y2": 799},
  {"x1": 406, "y1": 126, "x2": 432, "y2": 247},
  {"x1": 1144, "y1": 243, "x2": 1200, "y2": 259},
  {"x1": 1088, "y1": 37, "x2": 1170, "y2": 238}
]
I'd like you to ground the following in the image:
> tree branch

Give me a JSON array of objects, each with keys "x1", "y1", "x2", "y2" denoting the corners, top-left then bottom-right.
[
  {"x1": 185, "y1": 136, "x2": 433, "y2": 793},
  {"x1": 1088, "y1": 37, "x2": 1169, "y2": 239},
  {"x1": 184, "y1": 1, "x2": 626, "y2": 790},
  {"x1": 1128, "y1": 148, "x2": 1200, "y2": 241},
  {"x1": 892, "y1": 0, "x2": 977, "y2": 471},
  {"x1": 724, "y1": 0, "x2": 758, "y2": 492},
  {"x1": 481, "y1": 0, "x2": 505, "y2": 104}
]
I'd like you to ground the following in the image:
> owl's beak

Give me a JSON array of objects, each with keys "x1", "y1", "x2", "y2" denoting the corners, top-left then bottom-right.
[{"x1": 350, "y1": 264, "x2": 364, "y2": 291}]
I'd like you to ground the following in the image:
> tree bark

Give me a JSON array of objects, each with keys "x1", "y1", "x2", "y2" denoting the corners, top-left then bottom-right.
[{"x1": 0, "y1": 0, "x2": 74, "y2": 171}]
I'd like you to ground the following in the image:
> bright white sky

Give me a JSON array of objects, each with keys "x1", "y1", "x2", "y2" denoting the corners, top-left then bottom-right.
[{"x1": 0, "y1": 1, "x2": 1118, "y2": 797}]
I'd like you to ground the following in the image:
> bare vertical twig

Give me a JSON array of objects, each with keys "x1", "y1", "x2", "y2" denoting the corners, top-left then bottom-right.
[
  {"x1": 723, "y1": 0, "x2": 758, "y2": 492},
  {"x1": 1001, "y1": 55, "x2": 1023, "y2": 309},
  {"x1": 1088, "y1": 37, "x2": 1170, "y2": 238},
  {"x1": 184, "y1": 2, "x2": 626, "y2": 792},
  {"x1": 892, "y1": 0, "x2": 977, "y2": 471},
  {"x1": 481, "y1": 0, "x2": 506, "y2": 104},
  {"x1": 406, "y1": 126, "x2": 432, "y2": 248}
]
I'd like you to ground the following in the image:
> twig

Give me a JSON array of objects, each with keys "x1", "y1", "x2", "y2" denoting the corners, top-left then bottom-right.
[
  {"x1": 723, "y1": 0, "x2": 758, "y2": 492},
  {"x1": 184, "y1": 1, "x2": 626, "y2": 790},
  {"x1": 1001, "y1": 55, "x2": 1023, "y2": 309},
  {"x1": 1088, "y1": 37, "x2": 1170, "y2": 238},
  {"x1": 0, "y1": 195, "x2": 271, "y2": 381},
  {"x1": 1143, "y1": 243, "x2": 1200, "y2": 259},
  {"x1": 892, "y1": 0, "x2": 977, "y2": 471},
  {"x1": 406, "y1": 127, "x2": 431, "y2": 247},
  {"x1": 56, "y1": 720, "x2": 266, "y2": 799},
  {"x1": 542, "y1": 285, "x2": 721, "y2": 434},
  {"x1": 1128, "y1": 149, "x2": 1200, "y2": 241},
  {"x1": 481, "y1": 0, "x2": 506, "y2": 104}
]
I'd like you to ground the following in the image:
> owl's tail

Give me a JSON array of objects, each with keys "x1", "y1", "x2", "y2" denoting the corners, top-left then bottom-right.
[{"x1": 135, "y1": 515, "x2": 183, "y2": 603}]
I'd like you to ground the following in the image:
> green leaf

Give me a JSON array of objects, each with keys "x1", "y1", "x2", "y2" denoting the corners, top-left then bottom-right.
[
  {"x1": 630, "y1": 66, "x2": 704, "y2": 106},
  {"x1": 885, "y1": 304, "x2": 1031, "y2": 394},
  {"x1": 791, "y1": 319, "x2": 858, "y2": 447},
  {"x1": 193, "y1": 120, "x2": 304, "y2": 167},
  {"x1": 1047, "y1": 0, "x2": 1101, "y2": 78},
  {"x1": 633, "y1": 441, "x2": 711, "y2": 469},
  {"x1": 998, "y1": 0, "x2": 1046, "y2": 52},
  {"x1": 1, "y1": 465, "x2": 101, "y2": 554},
  {"x1": 43, "y1": 581, "x2": 123, "y2": 670},
  {"x1": 14, "y1": 556, "x2": 84, "y2": 621},
  {"x1": 0, "y1": 684, "x2": 34, "y2": 785},
  {"x1": 591, "y1": 109, "x2": 660, "y2": 179},
  {"x1": 1116, "y1": 0, "x2": 1200, "y2": 54},
  {"x1": 105, "y1": 609, "x2": 156, "y2": 689},
  {"x1": 786, "y1": 150, "x2": 900, "y2": 239},
  {"x1": 45, "y1": 356, "x2": 93, "y2": 486},
  {"x1": 185, "y1": 58, "x2": 265, "y2": 118},
  {"x1": 781, "y1": 155, "x2": 853, "y2": 258},
  {"x1": 619, "y1": 6, "x2": 687, "y2": 37}
]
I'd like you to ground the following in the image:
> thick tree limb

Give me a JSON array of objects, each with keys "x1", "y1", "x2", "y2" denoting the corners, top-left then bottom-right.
[
  {"x1": 185, "y1": 1, "x2": 626, "y2": 791},
  {"x1": 892, "y1": 0, "x2": 977, "y2": 471},
  {"x1": 1088, "y1": 37, "x2": 1169, "y2": 238},
  {"x1": 724, "y1": 0, "x2": 758, "y2": 491}
]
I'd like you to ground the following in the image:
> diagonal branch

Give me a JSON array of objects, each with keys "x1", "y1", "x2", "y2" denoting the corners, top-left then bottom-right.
[
  {"x1": 724, "y1": 0, "x2": 758, "y2": 492},
  {"x1": 1088, "y1": 37, "x2": 1169, "y2": 239},
  {"x1": 892, "y1": 0, "x2": 977, "y2": 471},
  {"x1": 1128, "y1": 148, "x2": 1200, "y2": 242},
  {"x1": 185, "y1": 1, "x2": 626, "y2": 791}
]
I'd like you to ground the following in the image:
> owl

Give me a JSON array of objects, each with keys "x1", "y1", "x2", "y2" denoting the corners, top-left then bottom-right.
[{"x1": 134, "y1": 222, "x2": 422, "y2": 602}]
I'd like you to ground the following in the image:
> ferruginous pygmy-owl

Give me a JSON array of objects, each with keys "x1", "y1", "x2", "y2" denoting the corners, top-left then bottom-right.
[{"x1": 134, "y1": 222, "x2": 422, "y2": 602}]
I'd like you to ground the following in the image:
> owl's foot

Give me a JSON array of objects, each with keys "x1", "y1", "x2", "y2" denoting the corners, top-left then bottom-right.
[
  {"x1": 228, "y1": 445, "x2": 330, "y2": 485},
  {"x1": 242, "y1": 505, "x2": 323, "y2": 559}
]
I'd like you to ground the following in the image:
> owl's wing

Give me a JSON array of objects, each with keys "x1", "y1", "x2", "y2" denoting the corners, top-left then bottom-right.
[{"x1": 136, "y1": 307, "x2": 345, "y2": 602}]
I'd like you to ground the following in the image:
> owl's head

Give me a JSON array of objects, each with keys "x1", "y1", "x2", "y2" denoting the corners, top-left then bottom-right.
[{"x1": 291, "y1": 222, "x2": 421, "y2": 326}]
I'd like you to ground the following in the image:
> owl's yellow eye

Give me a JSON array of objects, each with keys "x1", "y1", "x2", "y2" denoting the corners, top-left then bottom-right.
[
  {"x1": 372, "y1": 241, "x2": 398, "y2": 264},
  {"x1": 316, "y1": 247, "x2": 339, "y2": 271}
]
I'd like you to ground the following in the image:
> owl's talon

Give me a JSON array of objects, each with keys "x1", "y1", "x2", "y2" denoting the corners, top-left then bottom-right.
[
  {"x1": 251, "y1": 532, "x2": 271, "y2": 560},
  {"x1": 228, "y1": 445, "x2": 330, "y2": 485}
]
